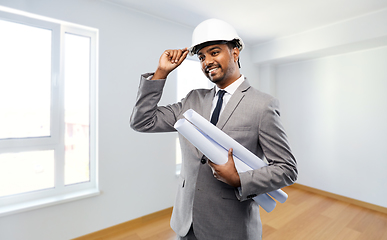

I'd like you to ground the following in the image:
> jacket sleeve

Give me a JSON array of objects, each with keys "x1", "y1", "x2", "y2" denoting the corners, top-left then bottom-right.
[
  {"x1": 130, "y1": 73, "x2": 182, "y2": 133},
  {"x1": 237, "y1": 98, "x2": 298, "y2": 201}
]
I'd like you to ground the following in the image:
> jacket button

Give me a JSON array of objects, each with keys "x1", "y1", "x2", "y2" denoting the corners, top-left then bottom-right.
[{"x1": 200, "y1": 156, "x2": 207, "y2": 164}]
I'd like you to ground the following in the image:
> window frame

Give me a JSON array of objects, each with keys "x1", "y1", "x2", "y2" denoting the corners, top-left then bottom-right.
[{"x1": 0, "y1": 7, "x2": 99, "y2": 217}]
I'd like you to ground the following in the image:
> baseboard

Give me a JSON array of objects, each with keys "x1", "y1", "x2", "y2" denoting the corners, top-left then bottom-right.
[
  {"x1": 291, "y1": 183, "x2": 387, "y2": 214},
  {"x1": 72, "y1": 207, "x2": 173, "y2": 240}
]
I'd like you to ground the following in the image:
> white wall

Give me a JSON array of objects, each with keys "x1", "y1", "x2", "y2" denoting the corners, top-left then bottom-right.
[
  {"x1": 239, "y1": 45, "x2": 260, "y2": 89},
  {"x1": 0, "y1": 0, "x2": 193, "y2": 239},
  {"x1": 275, "y1": 47, "x2": 387, "y2": 208},
  {"x1": 253, "y1": 8, "x2": 387, "y2": 209},
  {"x1": 252, "y1": 8, "x2": 387, "y2": 64}
]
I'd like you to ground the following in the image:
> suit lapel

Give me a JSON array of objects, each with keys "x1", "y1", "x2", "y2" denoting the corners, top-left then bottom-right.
[
  {"x1": 202, "y1": 87, "x2": 216, "y2": 121},
  {"x1": 217, "y1": 79, "x2": 251, "y2": 130},
  {"x1": 192, "y1": 87, "x2": 215, "y2": 158}
]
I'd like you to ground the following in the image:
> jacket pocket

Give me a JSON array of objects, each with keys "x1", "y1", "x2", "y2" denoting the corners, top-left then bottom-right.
[
  {"x1": 228, "y1": 126, "x2": 251, "y2": 131},
  {"x1": 220, "y1": 186, "x2": 238, "y2": 200}
]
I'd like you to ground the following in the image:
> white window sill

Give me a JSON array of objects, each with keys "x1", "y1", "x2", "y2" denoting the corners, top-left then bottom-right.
[{"x1": 0, "y1": 188, "x2": 100, "y2": 217}]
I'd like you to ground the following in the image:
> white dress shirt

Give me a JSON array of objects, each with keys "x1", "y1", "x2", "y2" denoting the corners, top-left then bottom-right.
[{"x1": 210, "y1": 74, "x2": 245, "y2": 117}]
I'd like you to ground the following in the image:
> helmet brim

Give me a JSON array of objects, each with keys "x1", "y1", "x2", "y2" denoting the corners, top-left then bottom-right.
[{"x1": 188, "y1": 38, "x2": 244, "y2": 56}]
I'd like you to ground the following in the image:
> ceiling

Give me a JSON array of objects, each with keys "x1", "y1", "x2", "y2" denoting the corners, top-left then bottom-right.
[{"x1": 104, "y1": 0, "x2": 387, "y2": 46}]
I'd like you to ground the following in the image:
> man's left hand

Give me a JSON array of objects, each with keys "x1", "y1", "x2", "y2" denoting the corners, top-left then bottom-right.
[{"x1": 208, "y1": 148, "x2": 241, "y2": 188}]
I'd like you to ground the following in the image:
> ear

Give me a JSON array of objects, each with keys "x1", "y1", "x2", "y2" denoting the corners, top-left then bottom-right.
[{"x1": 232, "y1": 47, "x2": 240, "y2": 63}]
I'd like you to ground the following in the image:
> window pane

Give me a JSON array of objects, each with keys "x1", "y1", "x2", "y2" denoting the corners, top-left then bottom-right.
[
  {"x1": 176, "y1": 59, "x2": 212, "y2": 101},
  {"x1": 0, "y1": 150, "x2": 54, "y2": 197},
  {"x1": 0, "y1": 19, "x2": 51, "y2": 139},
  {"x1": 64, "y1": 33, "x2": 90, "y2": 185},
  {"x1": 176, "y1": 59, "x2": 211, "y2": 172}
]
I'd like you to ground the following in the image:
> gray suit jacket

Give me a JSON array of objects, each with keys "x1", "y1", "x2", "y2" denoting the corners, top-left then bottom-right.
[{"x1": 130, "y1": 73, "x2": 297, "y2": 240}]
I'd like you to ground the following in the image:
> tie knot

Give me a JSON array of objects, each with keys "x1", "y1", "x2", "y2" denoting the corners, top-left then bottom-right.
[{"x1": 218, "y1": 90, "x2": 226, "y2": 98}]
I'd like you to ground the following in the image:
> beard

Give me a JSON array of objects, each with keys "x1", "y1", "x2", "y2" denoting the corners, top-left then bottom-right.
[{"x1": 203, "y1": 62, "x2": 235, "y2": 87}]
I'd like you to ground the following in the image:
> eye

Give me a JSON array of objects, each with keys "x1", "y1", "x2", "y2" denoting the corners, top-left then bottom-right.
[
  {"x1": 198, "y1": 55, "x2": 204, "y2": 62},
  {"x1": 211, "y1": 51, "x2": 219, "y2": 56}
]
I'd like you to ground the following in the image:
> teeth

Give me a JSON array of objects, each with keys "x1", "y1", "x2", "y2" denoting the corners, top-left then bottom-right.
[{"x1": 209, "y1": 68, "x2": 218, "y2": 73}]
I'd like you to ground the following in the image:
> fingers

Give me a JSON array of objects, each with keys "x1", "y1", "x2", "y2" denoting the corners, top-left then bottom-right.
[
  {"x1": 208, "y1": 148, "x2": 233, "y2": 169},
  {"x1": 154, "y1": 48, "x2": 188, "y2": 79},
  {"x1": 228, "y1": 148, "x2": 234, "y2": 161},
  {"x1": 207, "y1": 159, "x2": 215, "y2": 168},
  {"x1": 207, "y1": 148, "x2": 240, "y2": 187},
  {"x1": 178, "y1": 49, "x2": 189, "y2": 65},
  {"x1": 164, "y1": 48, "x2": 188, "y2": 64}
]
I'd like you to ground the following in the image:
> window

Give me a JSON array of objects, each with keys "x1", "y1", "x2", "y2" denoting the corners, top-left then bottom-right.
[
  {"x1": 0, "y1": 7, "x2": 98, "y2": 216},
  {"x1": 175, "y1": 59, "x2": 212, "y2": 174}
]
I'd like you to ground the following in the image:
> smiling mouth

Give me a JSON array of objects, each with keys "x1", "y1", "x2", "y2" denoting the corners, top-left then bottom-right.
[
  {"x1": 208, "y1": 68, "x2": 218, "y2": 73},
  {"x1": 206, "y1": 66, "x2": 220, "y2": 75}
]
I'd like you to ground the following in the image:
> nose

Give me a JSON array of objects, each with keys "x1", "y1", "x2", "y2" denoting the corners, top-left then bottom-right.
[{"x1": 203, "y1": 55, "x2": 214, "y2": 70}]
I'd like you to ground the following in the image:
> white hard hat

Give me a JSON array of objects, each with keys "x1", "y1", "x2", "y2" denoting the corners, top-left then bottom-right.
[{"x1": 188, "y1": 18, "x2": 244, "y2": 56}]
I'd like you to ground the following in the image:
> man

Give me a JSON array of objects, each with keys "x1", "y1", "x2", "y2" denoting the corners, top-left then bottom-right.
[{"x1": 130, "y1": 19, "x2": 297, "y2": 240}]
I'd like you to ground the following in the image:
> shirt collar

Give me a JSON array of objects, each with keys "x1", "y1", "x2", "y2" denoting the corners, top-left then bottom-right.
[{"x1": 215, "y1": 74, "x2": 245, "y2": 95}]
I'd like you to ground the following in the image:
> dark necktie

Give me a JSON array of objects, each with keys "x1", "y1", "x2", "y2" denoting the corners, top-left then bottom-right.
[{"x1": 210, "y1": 90, "x2": 226, "y2": 125}]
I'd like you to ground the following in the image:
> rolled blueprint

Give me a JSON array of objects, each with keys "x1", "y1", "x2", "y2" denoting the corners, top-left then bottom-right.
[
  {"x1": 174, "y1": 118, "x2": 277, "y2": 213},
  {"x1": 183, "y1": 109, "x2": 288, "y2": 204}
]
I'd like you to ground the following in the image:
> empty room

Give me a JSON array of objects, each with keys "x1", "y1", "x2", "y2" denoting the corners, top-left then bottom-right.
[{"x1": 0, "y1": 0, "x2": 386, "y2": 239}]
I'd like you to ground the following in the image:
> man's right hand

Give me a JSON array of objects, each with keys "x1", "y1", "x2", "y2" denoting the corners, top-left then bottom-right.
[{"x1": 151, "y1": 48, "x2": 189, "y2": 80}]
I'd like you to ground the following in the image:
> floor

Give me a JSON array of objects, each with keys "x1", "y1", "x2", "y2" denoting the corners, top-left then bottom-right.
[{"x1": 86, "y1": 186, "x2": 387, "y2": 240}]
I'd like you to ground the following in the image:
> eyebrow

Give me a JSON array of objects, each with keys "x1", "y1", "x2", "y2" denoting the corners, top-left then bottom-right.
[{"x1": 198, "y1": 46, "x2": 222, "y2": 56}]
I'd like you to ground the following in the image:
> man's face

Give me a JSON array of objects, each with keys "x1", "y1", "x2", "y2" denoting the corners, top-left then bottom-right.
[{"x1": 197, "y1": 44, "x2": 239, "y2": 88}]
